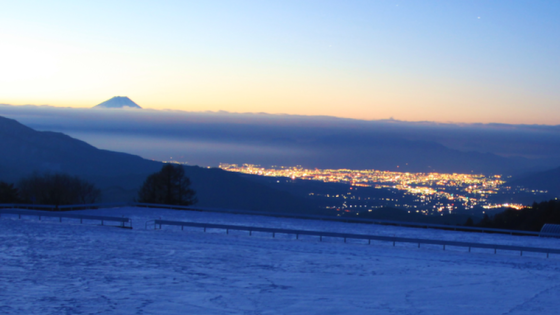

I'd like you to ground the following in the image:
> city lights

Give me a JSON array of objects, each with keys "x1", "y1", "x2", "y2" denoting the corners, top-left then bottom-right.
[{"x1": 220, "y1": 164, "x2": 535, "y2": 213}]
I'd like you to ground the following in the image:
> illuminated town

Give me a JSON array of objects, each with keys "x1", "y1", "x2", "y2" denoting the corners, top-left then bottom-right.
[{"x1": 219, "y1": 164, "x2": 547, "y2": 216}]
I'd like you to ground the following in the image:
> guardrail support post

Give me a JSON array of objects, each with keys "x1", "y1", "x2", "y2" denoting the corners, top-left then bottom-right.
[
  {"x1": 547, "y1": 252, "x2": 549, "y2": 258},
  {"x1": 296, "y1": 234, "x2": 299, "y2": 240},
  {"x1": 80, "y1": 218, "x2": 83, "y2": 224},
  {"x1": 494, "y1": 248, "x2": 497, "y2": 254},
  {"x1": 181, "y1": 226, "x2": 184, "y2": 231},
  {"x1": 418, "y1": 243, "x2": 420, "y2": 248},
  {"x1": 273, "y1": 232, "x2": 275, "y2": 238},
  {"x1": 443, "y1": 244, "x2": 445, "y2": 251},
  {"x1": 320, "y1": 235, "x2": 322, "y2": 242},
  {"x1": 226, "y1": 229, "x2": 229, "y2": 234},
  {"x1": 59, "y1": 217, "x2": 61, "y2": 222},
  {"x1": 249, "y1": 230, "x2": 252, "y2": 236},
  {"x1": 344, "y1": 237, "x2": 346, "y2": 243},
  {"x1": 520, "y1": 251, "x2": 523, "y2": 256},
  {"x1": 204, "y1": 227, "x2": 206, "y2": 232},
  {"x1": 393, "y1": 241, "x2": 395, "y2": 247}
]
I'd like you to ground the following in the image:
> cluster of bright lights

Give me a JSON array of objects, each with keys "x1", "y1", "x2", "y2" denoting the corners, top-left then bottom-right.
[{"x1": 220, "y1": 164, "x2": 526, "y2": 210}]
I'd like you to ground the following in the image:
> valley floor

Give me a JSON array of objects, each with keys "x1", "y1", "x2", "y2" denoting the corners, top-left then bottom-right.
[{"x1": 1, "y1": 207, "x2": 560, "y2": 314}]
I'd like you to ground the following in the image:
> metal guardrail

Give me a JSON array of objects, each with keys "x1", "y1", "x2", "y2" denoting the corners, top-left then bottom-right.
[
  {"x1": 0, "y1": 202, "x2": 130, "y2": 211},
  {"x1": 0, "y1": 209, "x2": 131, "y2": 228},
  {"x1": 134, "y1": 202, "x2": 542, "y2": 237},
  {"x1": 0, "y1": 202, "x2": 548, "y2": 237},
  {"x1": 1, "y1": 201, "x2": 556, "y2": 257},
  {"x1": 151, "y1": 219, "x2": 560, "y2": 258}
]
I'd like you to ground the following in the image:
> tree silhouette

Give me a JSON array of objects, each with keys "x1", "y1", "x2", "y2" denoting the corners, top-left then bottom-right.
[
  {"x1": 18, "y1": 173, "x2": 101, "y2": 207},
  {"x1": 137, "y1": 164, "x2": 197, "y2": 206},
  {"x1": 0, "y1": 181, "x2": 20, "y2": 203}
]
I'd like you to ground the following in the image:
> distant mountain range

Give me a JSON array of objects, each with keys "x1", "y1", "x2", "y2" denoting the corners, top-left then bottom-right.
[
  {"x1": 93, "y1": 96, "x2": 142, "y2": 109},
  {"x1": 2, "y1": 114, "x2": 559, "y2": 218},
  {"x1": 0, "y1": 116, "x2": 318, "y2": 214},
  {"x1": 1, "y1": 104, "x2": 558, "y2": 175}
]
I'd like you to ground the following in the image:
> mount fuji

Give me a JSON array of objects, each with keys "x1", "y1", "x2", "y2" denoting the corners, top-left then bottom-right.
[{"x1": 93, "y1": 96, "x2": 141, "y2": 109}]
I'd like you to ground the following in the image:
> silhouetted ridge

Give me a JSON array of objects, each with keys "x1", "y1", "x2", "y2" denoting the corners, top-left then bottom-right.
[{"x1": 0, "y1": 115, "x2": 319, "y2": 213}]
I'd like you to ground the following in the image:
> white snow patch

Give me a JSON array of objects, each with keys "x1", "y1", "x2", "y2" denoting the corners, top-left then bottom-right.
[{"x1": 0, "y1": 206, "x2": 559, "y2": 314}]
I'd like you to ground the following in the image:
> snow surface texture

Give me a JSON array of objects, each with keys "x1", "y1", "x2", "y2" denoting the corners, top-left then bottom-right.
[{"x1": 1, "y1": 206, "x2": 560, "y2": 314}]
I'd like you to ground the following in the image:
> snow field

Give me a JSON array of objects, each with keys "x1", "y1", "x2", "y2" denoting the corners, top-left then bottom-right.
[{"x1": 0, "y1": 206, "x2": 559, "y2": 314}]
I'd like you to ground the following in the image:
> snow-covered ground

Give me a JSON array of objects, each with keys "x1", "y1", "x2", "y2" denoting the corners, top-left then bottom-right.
[{"x1": 1, "y1": 206, "x2": 560, "y2": 314}]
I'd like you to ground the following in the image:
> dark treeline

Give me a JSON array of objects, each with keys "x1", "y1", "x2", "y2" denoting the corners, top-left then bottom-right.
[
  {"x1": 475, "y1": 200, "x2": 560, "y2": 231},
  {"x1": 0, "y1": 165, "x2": 199, "y2": 208},
  {"x1": 0, "y1": 173, "x2": 101, "y2": 207}
]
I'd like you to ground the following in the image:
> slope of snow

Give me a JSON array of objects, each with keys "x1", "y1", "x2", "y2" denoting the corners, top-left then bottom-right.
[{"x1": 1, "y1": 206, "x2": 559, "y2": 314}]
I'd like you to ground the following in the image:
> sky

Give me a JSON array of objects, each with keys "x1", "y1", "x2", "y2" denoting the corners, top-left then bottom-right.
[{"x1": 1, "y1": 0, "x2": 559, "y2": 124}]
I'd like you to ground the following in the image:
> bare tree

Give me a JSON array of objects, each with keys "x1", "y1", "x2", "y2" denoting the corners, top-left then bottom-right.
[
  {"x1": 137, "y1": 164, "x2": 197, "y2": 206},
  {"x1": 18, "y1": 173, "x2": 101, "y2": 208},
  {"x1": 0, "y1": 181, "x2": 20, "y2": 203}
]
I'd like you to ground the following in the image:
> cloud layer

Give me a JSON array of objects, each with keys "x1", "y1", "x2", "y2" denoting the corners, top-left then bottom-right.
[{"x1": 1, "y1": 104, "x2": 559, "y2": 173}]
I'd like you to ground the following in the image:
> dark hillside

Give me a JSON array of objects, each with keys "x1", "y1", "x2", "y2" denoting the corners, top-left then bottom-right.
[
  {"x1": 0, "y1": 116, "x2": 318, "y2": 214},
  {"x1": 478, "y1": 199, "x2": 560, "y2": 231},
  {"x1": 0, "y1": 116, "x2": 160, "y2": 180},
  {"x1": 507, "y1": 166, "x2": 560, "y2": 197}
]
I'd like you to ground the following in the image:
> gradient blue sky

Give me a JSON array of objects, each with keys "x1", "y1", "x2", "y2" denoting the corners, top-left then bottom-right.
[{"x1": 1, "y1": 1, "x2": 559, "y2": 124}]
